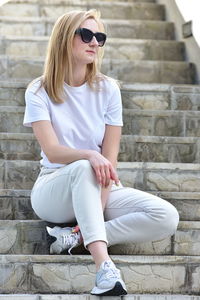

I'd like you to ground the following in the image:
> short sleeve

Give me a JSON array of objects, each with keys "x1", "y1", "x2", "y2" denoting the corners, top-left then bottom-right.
[
  {"x1": 105, "y1": 81, "x2": 123, "y2": 126},
  {"x1": 23, "y1": 88, "x2": 50, "y2": 127}
]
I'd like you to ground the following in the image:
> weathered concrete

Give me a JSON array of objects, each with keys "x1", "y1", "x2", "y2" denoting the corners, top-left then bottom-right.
[
  {"x1": 0, "y1": 2, "x2": 165, "y2": 20},
  {"x1": 1, "y1": 133, "x2": 200, "y2": 163},
  {"x1": 1, "y1": 81, "x2": 200, "y2": 111},
  {"x1": 0, "y1": 36, "x2": 185, "y2": 61},
  {"x1": 0, "y1": 295, "x2": 200, "y2": 300},
  {"x1": 0, "y1": 219, "x2": 198, "y2": 255},
  {"x1": 2, "y1": 160, "x2": 200, "y2": 192},
  {"x1": 0, "y1": 254, "x2": 199, "y2": 294},
  {"x1": 1, "y1": 189, "x2": 200, "y2": 221},
  {"x1": 0, "y1": 56, "x2": 195, "y2": 83},
  {"x1": 0, "y1": 294, "x2": 200, "y2": 300},
  {"x1": 4, "y1": 106, "x2": 200, "y2": 136},
  {"x1": 0, "y1": 17, "x2": 175, "y2": 39},
  {"x1": 122, "y1": 109, "x2": 200, "y2": 137}
]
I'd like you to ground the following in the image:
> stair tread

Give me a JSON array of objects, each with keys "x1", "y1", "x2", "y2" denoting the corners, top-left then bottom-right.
[
  {"x1": 0, "y1": 254, "x2": 199, "y2": 263},
  {"x1": 2, "y1": 188, "x2": 200, "y2": 199},
  {"x1": 0, "y1": 294, "x2": 198, "y2": 300}
]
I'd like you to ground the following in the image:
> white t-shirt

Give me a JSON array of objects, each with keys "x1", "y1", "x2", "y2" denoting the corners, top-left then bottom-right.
[{"x1": 23, "y1": 76, "x2": 123, "y2": 168}]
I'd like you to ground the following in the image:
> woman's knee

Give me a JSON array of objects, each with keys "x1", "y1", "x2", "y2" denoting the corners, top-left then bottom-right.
[
  {"x1": 72, "y1": 159, "x2": 93, "y2": 174},
  {"x1": 159, "y1": 201, "x2": 179, "y2": 236}
]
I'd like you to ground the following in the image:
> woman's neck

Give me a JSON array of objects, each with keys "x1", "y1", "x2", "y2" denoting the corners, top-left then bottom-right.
[{"x1": 65, "y1": 64, "x2": 87, "y2": 87}]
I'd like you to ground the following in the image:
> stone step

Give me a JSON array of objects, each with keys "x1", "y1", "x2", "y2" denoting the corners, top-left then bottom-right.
[
  {"x1": 1, "y1": 81, "x2": 200, "y2": 111},
  {"x1": 1, "y1": 106, "x2": 200, "y2": 137},
  {"x1": 0, "y1": 295, "x2": 199, "y2": 300},
  {"x1": 120, "y1": 135, "x2": 200, "y2": 163},
  {"x1": 1, "y1": 189, "x2": 200, "y2": 221},
  {"x1": 0, "y1": 254, "x2": 199, "y2": 294},
  {"x1": 0, "y1": 17, "x2": 175, "y2": 40},
  {"x1": 121, "y1": 83, "x2": 200, "y2": 111},
  {"x1": 0, "y1": 36, "x2": 185, "y2": 61},
  {"x1": 0, "y1": 56, "x2": 195, "y2": 84},
  {"x1": 1, "y1": 132, "x2": 200, "y2": 163},
  {"x1": 123, "y1": 109, "x2": 200, "y2": 137},
  {"x1": 0, "y1": 2, "x2": 165, "y2": 20},
  {"x1": 0, "y1": 219, "x2": 198, "y2": 256},
  {"x1": 1, "y1": 160, "x2": 200, "y2": 192}
]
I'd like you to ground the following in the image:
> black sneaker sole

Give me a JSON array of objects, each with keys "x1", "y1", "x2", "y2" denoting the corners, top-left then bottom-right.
[{"x1": 91, "y1": 281, "x2": 127, "y2": 296}]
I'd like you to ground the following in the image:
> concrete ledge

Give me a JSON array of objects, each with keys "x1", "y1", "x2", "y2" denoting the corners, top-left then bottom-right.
[
  {"x1": 0, "y1": 294, "x2": 199, "y2": 300},
  {"x1": 0, "y1": 254, "x2": 199, "y2": 294}
]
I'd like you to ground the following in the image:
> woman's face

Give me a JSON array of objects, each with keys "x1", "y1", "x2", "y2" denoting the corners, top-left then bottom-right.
[{"x1": 72, "y1": 18, "x2": 100, "y2": 66}]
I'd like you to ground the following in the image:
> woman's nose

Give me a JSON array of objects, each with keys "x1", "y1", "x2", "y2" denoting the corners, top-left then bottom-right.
[{"x1": 90, "y1": 36, "x2": 99, "y2": 46}]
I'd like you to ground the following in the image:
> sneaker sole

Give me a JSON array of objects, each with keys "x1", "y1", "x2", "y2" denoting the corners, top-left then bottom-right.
[{"x1": 91, "y1": 281, "x2": 127, "y2": 296}]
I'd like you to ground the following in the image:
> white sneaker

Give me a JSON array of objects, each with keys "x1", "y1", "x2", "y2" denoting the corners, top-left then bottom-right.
[
  {"x1": 46, "y1": 226, "x2": 82, "y2": 254},
  {"x1": 91, "y1": 260, "x2": 127, "y2": 296}
]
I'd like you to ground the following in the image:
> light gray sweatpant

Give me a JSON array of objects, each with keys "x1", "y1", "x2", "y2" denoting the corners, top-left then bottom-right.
[{"x1": 31, "y1": 160, "x2": 179, "y2": 247}]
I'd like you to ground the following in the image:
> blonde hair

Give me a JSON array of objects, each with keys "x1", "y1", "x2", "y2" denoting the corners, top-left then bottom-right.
[{"x1": 42, "y1": 9, "x2": 106, "y2": 103}]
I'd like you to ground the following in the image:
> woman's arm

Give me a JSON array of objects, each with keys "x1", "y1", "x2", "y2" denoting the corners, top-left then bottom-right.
[
  {"x1": 32, "y1": 120, "x2": 119, "y2": 188},
  {"x1": 101, "y1": 125, "x2": 122, "y2": 209},
  {"x1": 32, "y1": 120, "x2": 90, "y2": 164}
]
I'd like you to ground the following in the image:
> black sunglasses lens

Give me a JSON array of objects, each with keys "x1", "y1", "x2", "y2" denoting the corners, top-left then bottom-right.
[
  {"x1": 81, "y1": 28, "x2": 93, "y2": 43},
  {"x1": 77, "y1": 28, "x2": 106, "y2": 46},
  {"x1": 95, "y1": 33, "x2": 106, "y2": 46}
]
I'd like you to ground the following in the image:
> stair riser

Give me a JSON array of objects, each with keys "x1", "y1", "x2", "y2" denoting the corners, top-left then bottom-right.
[
  {"x1": 1, "y1": 193, "x2": 200, "y2": 221},
  {"x1": 2, "y1": 186, "x2": 200, "y2": 220},
  {"x1": 120, "y1": 136, "x2": 200, "y2": 163},
  {"x1": 1, "y1": 161, "x2": 200, "y2": 192},
  {"x1": 123, "y1": 110, "x2": 200, "y2": 137},
  {"x1": 0, "y1": 38, "x2": 184, "y2": 61},
  {"x1": 0, "y1": 57, "x2": 195, "y2": 84},
  {"x1": 0, "y1": 255, "x2": 198, "y2": 294},
  {"x1": 1, "y1": 84, "x2": 200, "y2": 111},
  {"x1": 0, "y1": 220, "x2": 198, "y2": 256},
  {"x1": 0, "y1": 3, "x2": 165, "y2": 20},
  {"x1": 1, "y1": 135, "x2": 200, "y2": 163},
  {"x1": 0, "y1": 19, "x2": 174, "y2": 39},
  {"x1": 0, "y1": 295, "x2": 198, "y2": 300},
  {"x1": 119, "y1": 170, "x2": 200, "y2": 193},
  {"x1": 122, "y1": 86, "x2": 200, "y2": 111},
  {"x1": 1, "y1": 109, "x2": 200, "y2": 137}
]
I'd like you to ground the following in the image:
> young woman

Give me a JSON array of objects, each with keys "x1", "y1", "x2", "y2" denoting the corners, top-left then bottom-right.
[{"x1": 23, "y1": 9, "x2": 179, "y2": 296}]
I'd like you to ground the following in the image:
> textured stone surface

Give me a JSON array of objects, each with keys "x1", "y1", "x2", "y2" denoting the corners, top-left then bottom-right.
[
  {"x1": 0, "y1": 294, "x2": 200, "y2": 300},
  {"x1": 0, "y1": 17, "x2": 175, "y2": 39},
  {"x1": 122, "y1": 109, "x2": 200, "y2": 137},
  {"x1": 0, "y1": 36, "x2": 184, "y2": 61},
  {"x1": 0, "y1": 219, "x2": 200, "y2": 256},
  {"x1": 1, "y1": 81, "x2": 200, "y2": 111},
  {"x1": 0, "y1": 133, "x2": 39, "y2": 160},
  {"x1": 0, "y1": 255, "x2": 199, "y2": 294},
  {"x1": 2, "y1": 160, "x2": 200, "y2": 191},
  {"x1": 0, "y1": 56, "x2": 195, "y2": 83},
  {"x1": 117, "y1": 162, "x2": 200, "y2": 192},
  {"x1": 0, "y1": 219, "x2": 171, "y2": 255},
  {"x1": 120, "y1": 135, "x2": 200, "y2": 163},
  {"x1": 2, "y1": 189, "x2": 200, "y2": 221},
  {"x1": 2, "y1": 133, "x2": 200, "y2": 163},
  {"x1": 3, "y1": 106, "x2": 200, "y2": 136},
  {"x1": 0, "y1": 2, "x2": 165, "y2": 20},
  {"x1": 0, "y1": 220, "x2": 48, "y2": 254}
]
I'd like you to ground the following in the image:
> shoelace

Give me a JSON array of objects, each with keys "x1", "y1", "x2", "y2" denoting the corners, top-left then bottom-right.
[
  {"x1": 105, "y1": 268, "x2": 120, "y2": 279},
  {"x1": 61, "y1": 231, "x2": 80, "y2": 255},
  {"x1": 103, "y1": 263, "x2": 121, "y2": 279}
]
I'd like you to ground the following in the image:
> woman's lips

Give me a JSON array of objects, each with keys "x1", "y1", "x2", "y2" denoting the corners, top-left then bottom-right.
[{"x1": 86, "y1": 50, "x2": 95, "y2": 54}]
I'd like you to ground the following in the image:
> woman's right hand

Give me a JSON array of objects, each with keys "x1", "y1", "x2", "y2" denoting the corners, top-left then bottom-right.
[{"x1": 86, "y1": 150, "x2": 119, "y2": 188}]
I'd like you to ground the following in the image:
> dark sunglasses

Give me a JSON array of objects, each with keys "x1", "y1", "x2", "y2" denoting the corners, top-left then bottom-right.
[{"x1": 75, "y1": 27, "x2": 107, "y2": 47}]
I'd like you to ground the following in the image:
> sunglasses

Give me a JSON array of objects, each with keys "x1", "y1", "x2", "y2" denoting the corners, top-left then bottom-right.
[{"x1": 75, "y1": 27, "x2": 107, "y2": 47}]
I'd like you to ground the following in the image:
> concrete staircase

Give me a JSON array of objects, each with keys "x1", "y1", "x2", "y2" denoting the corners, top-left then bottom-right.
[{"x1": 0, "y1": 0, "x2": 200, "y2": 299}]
